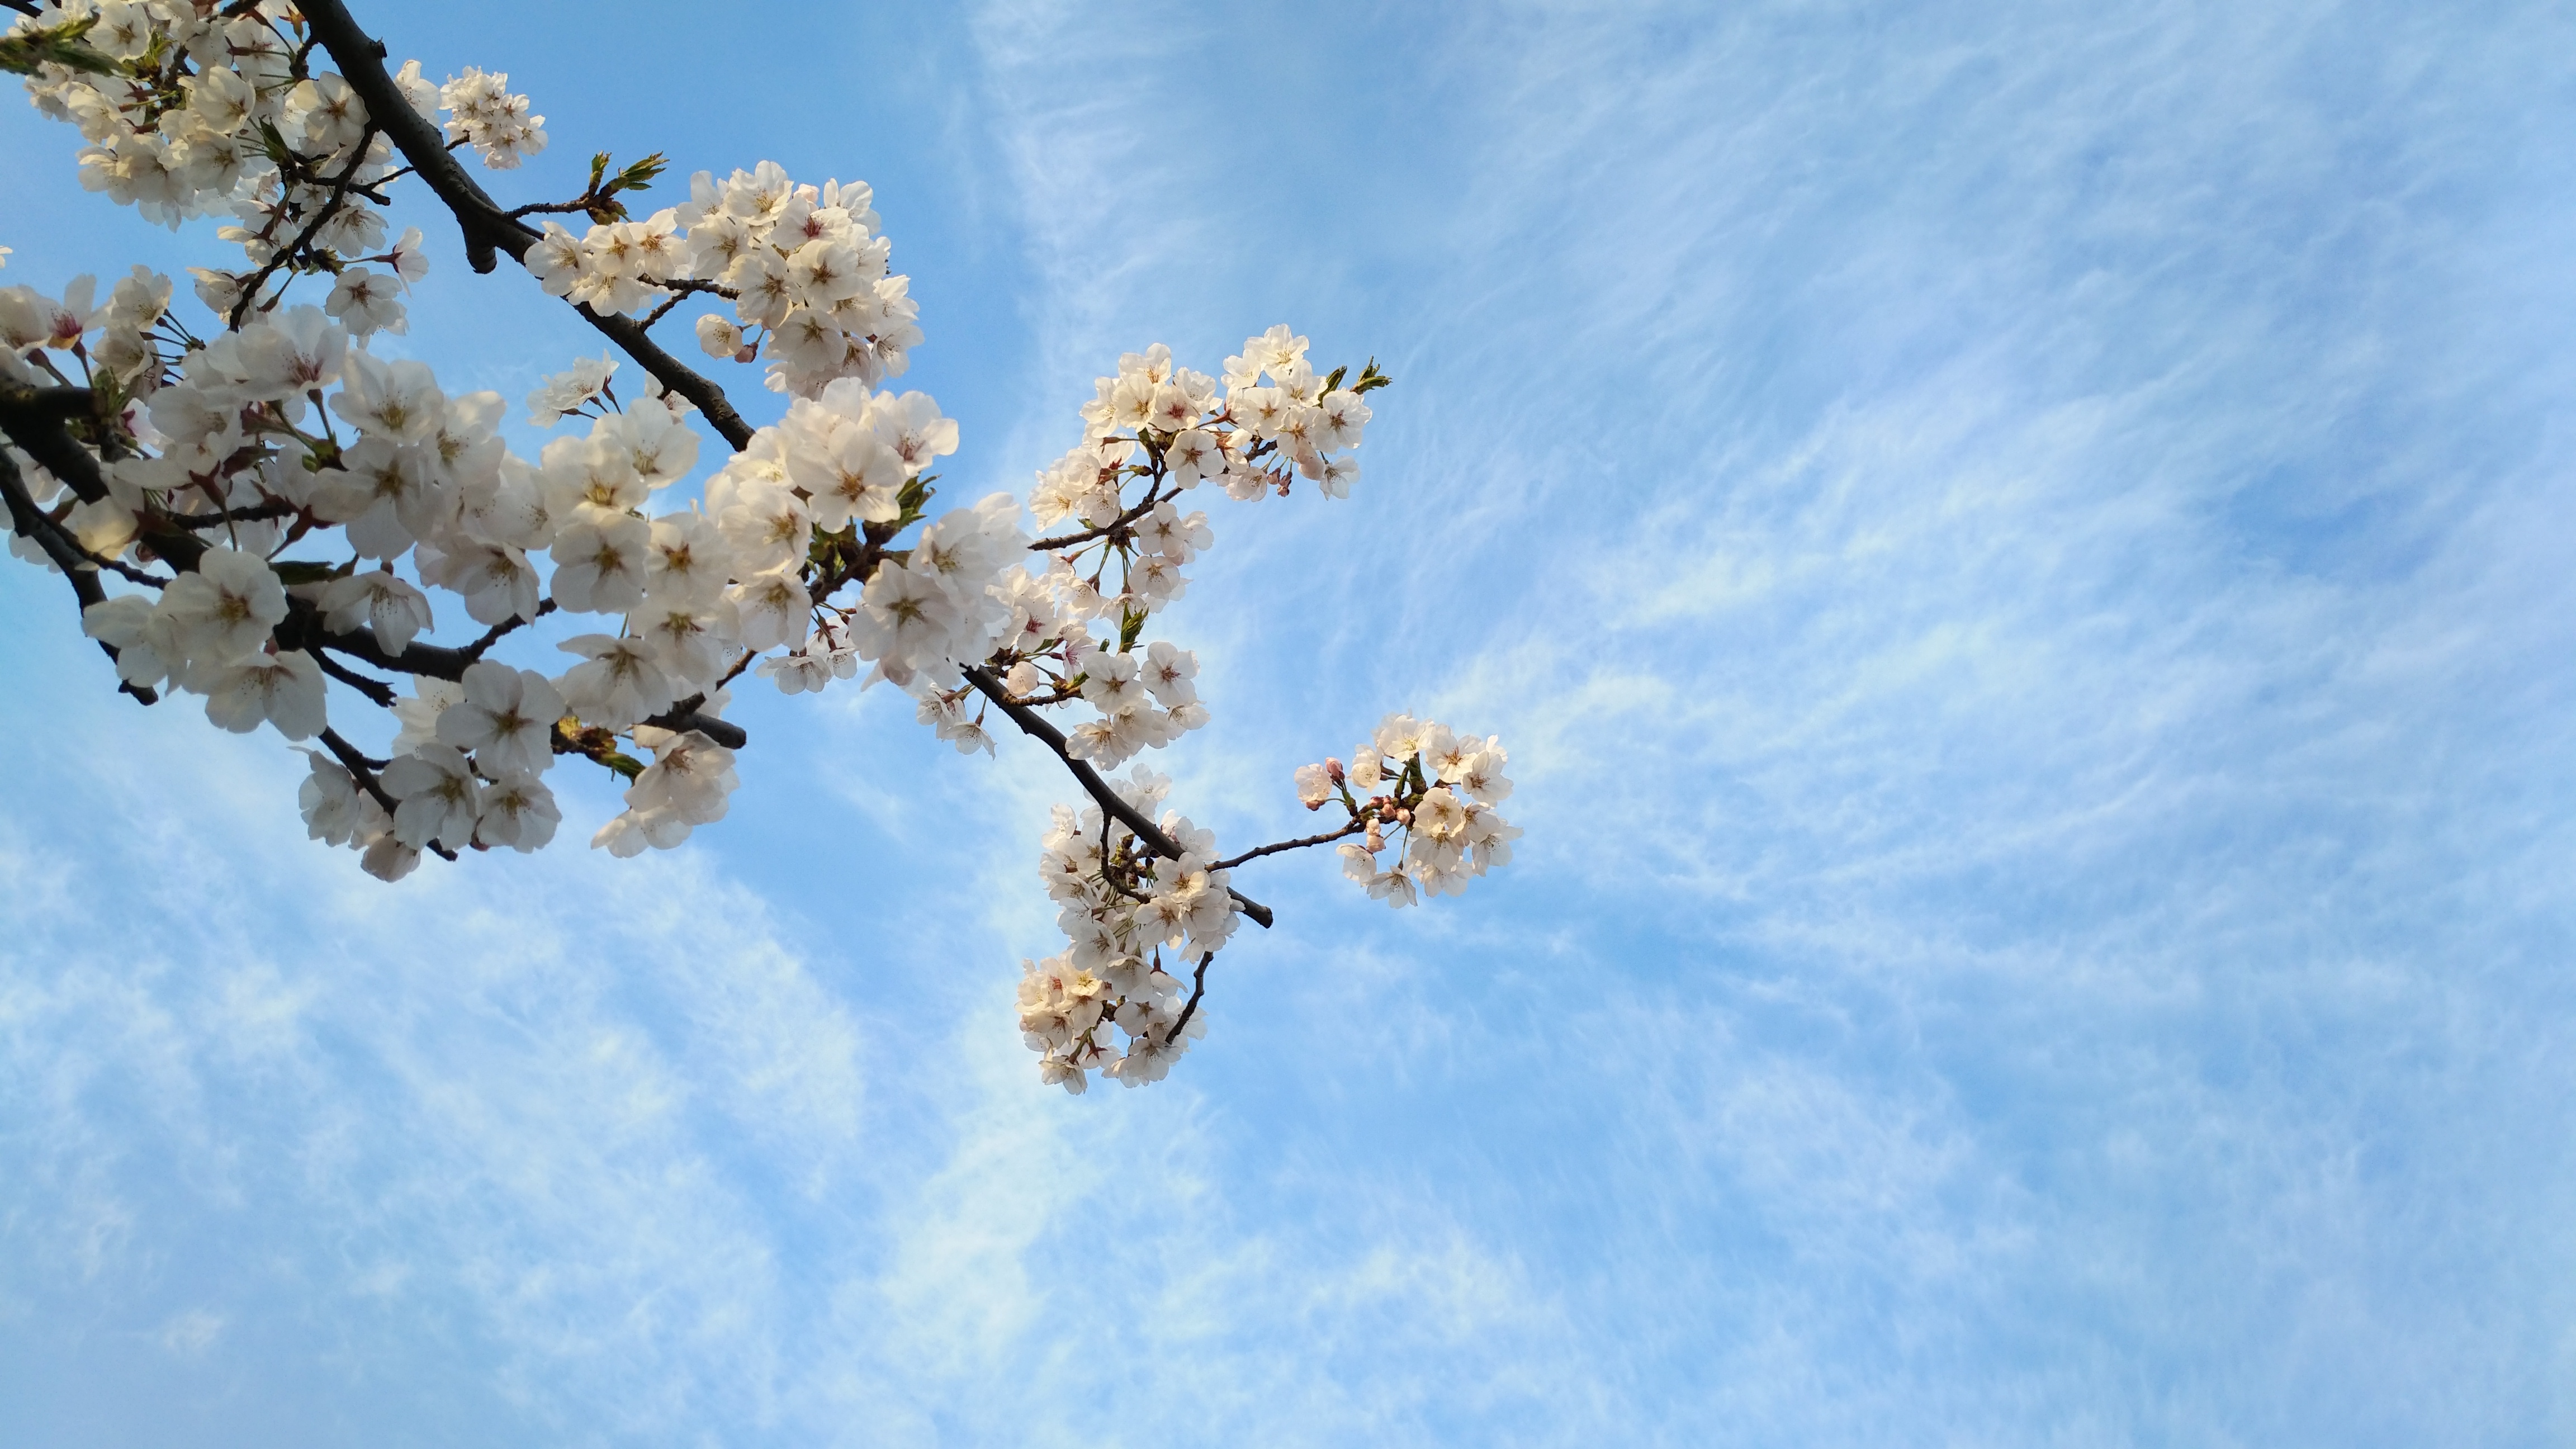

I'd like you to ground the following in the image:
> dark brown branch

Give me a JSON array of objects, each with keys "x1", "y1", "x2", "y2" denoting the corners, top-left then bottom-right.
[
  {"x1": 297, "y1": 0, "x2": 756, "y2": 451},
  {"x1": 1213, "y1": 818, "x2": 1366, "y2": 872},
  {"x1": 0, "y1": 393, "x2": 180, "y2": 588},
  {"x1": 963, "y1": 665, "x2": 1273, "y2": 929},
  {"x1": 285, "y1": 597, "x2": 530, "y2": 684},
  {"x1": 0, "y1": 384, "x2": 92, "y2": 420},
  {"x1": 1166, "y1": 950, "x2": 1214, "y2": 1043},
  {"x1": 0, "y1": 379, "x2": 111, "y2": 503},
  {"x1": 454, "y1": 596, "x2": 555, "y2": 664},
  {"x1": 504, "y1": 198, "x2": 603, "y2": 220},
  {"x1": 312, "y1": 648, "x2": 396, "y2": 707},
  {"x1": 319, "y1": 725, "x2": 458, "y2": 860},
  {"x1": 229, "y1": 122, "x2": 381, "y2": 329},
  {"x1": 638, "y1": 278, "x2": 737, "y2": 332},
  {"x1": 1028, "y1": 477, "x2": 1169, "y2": 552},
  {"x1": 0, "y1": 443, "x2": 154, "y2": 704},
  {"x1": 162, "y1": 500, "x2": 300, "y2": 529},
  {"x1": 288, "y1": 602, "x2": 473, "y2": 679},
  {"x1": 641, "y1": 704, "x2": 746, "y2": 750}
]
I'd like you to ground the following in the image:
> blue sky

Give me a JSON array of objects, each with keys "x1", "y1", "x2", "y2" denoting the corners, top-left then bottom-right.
[{"x1": 4, "y1": 1, "x2": 2575, "y2": 1443}]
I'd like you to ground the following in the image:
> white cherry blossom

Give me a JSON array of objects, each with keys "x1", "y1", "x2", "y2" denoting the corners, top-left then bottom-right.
[{"x1": 0, "y1": 2, "x2": 1497, "y2": 1091}]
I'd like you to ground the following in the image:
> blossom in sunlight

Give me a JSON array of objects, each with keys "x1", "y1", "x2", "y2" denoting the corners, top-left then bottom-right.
[{"x1": 0, "y1": 0, "x2": 1502, "y2": 1092}]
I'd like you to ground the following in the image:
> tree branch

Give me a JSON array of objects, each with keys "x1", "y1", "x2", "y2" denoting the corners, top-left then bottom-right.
[
  {"x1": 1166, "y1": 950, "x2": 1214, "y2": 1043},
  {"x1": 1027, "y1": 477, "x2": 1169, "y2": 552},
  {"x1": 638, "y1": 278, "x2": 736, "y2": 332},
  {"x1": 319, "y1": 724, "x2": 458, "y2": 860},
  {"x1": 963, "y1": 665, "x2": 1273, "y2": 929},
  {"x1": 312, "y1": 647, "x2": 396, "y2": 707},
  {"x1": 1213, "y1": 818, "x2": 1366, "y2": 872},
  {"x1": 297, "y1": 0, "x2": 756, "y2": 451},
  {"x1": 641, "y1": 705, "x2": 746, "y2": 749},
  {"x1": 229, "y1": 122, "x2": 382, "y2": 329},
  {"x1": 453, "y1": 596, "x2": 553, "y2": 664},
  {"x1": 0, "y1": 378, "x2": 111, "y2": 504},
  {"x1": 0, "y1": 442, "x2": 154, "y2": 703}
]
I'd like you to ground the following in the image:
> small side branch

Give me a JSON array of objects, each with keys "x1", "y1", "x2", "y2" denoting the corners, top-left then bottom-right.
[
  {"x1": 229, "y1": 122, "x2": 382, "y2": 329},
  {"x1": 964, "y1": 665, "x2": 1273, "y2": 929},
  {"x1": 453, "y1": 597, "x2": 554, "y2": 665},
  {"x1": 0, "y1": 443, "x2": 154, "y2": 703},
  {"x1": 319, "y1": 724, "x2": 458, "y2": 861},
  {"x1": 1027, "y1": 480, "x2": 1169, "y2": 553},
  {"x1": 0, "y1": 380, "x2": 111, "y2": 504},
  {"x1": 639, "y1": 278, "x2": 736, "y2": 332},
  {"x1": 1166, "y1": 950, "x2": 1214, "y2": 1043},
  {"x1": 1213, "y1": 819, "x2": 1366, "y2": 872},
  {"x1": 312, "y1": 648, "x2": 397, "y2": 707}
]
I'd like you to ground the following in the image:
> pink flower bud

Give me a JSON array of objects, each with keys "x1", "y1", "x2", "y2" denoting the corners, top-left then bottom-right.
[{"x1": 1325, "y1": 756, "x2": 1346, "y2": 785}]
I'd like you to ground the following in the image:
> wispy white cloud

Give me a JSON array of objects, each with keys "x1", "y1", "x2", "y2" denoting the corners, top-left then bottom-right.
[{"x1": 7, "y1": 0, "x2": 2576, "y2": 1443}]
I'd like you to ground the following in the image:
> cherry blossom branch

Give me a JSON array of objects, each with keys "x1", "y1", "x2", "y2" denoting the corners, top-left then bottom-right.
[
  {"x1": 963, "y1": 664, "x2": 1274, "y2": 929},
  {"x1": 645, "y1": 705, "x2": 747, "y2": 747},
  {"x1": 1212, "y1": 818, "x2": 1367, "y2": 872},
  {"x1": 7, "y1": 370, "x2": 748, "y2": 747},
  {"x1": 27, "y1": 498, "x2": 172, "y2": 589},
  {"x1": 0, "y1": 383, "x2": 91, "y2": 421},
  {"x1": 279, "y1": 602, "x2": 735, "y2": 741},
  {"x1": 0, "y1": 392, "x2": 182, "y2": 590},
  {"x1": 296, "y1": 0, "x2": 757, "y2": 451},
  {"x1": 292, "y1": 612, "x2": 459, "y2": 677}
]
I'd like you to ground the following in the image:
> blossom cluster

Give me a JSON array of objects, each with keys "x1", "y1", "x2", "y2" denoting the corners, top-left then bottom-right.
[
  {"x1": 935, "y1": 332, "x2": 1388, "y2": 781},
  {"x1": 434, "y1": 65, "x2": 544, "y2": 169},
  {"x1": 1019, "y1": 768, "x2": 1235, "y2": 1092},
  {"x1": 1300, "y1": 714, "x2": 1520, "y2": 908},
  {"x1": 4, "y1": 0, "x2": 1519, "y2": 1092},
  {"x1": 14, "y1": 0, "x2": 544, "y2": 338},
  {"x1": 519, "y1": 161, "x2": 921, "y2": 400}
]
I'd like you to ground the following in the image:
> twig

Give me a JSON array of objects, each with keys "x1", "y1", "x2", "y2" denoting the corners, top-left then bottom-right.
[
  {"x1": 453, "y1": 597, "x2": 554, "y2": 665},
  {"x1": 1166, "y1": 950, "x2": 1214, "y2": 1042},
  {"x1": 229, "y1": 122, "x2": 381, "y2": 330},
  {"x1": 161, "y1": 500, "x2": 300, "y2": 529},
  {"x1": 1213, "y1": 818, "x2": 1366, "y2": 872},
  {"x1": 1027, "y1": 477, "x2": 1168, "y2": 552},
  {"x1": 0, "y1": 379, "x2": 111, "y2": 504},
  {"x1": 312, "y1": 648, "x2": 396, "y2": 707},
  {"x1": 0, "y1": 444, "x2": 154, "y2": 704},
  {"x1": 319, "y1": 724, "x2": 458, "y2": 860},
  {"x1": 638, "y1": 278, "x2": 736, "y2": 332},
  {"x1": 640, "y1": 703, "x2": 747, "y2": 750}
]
